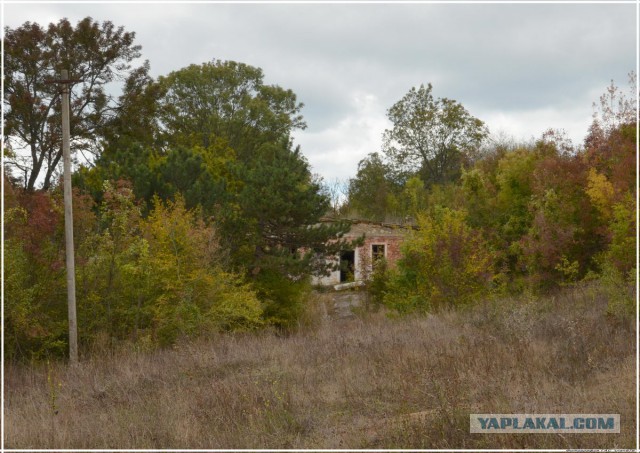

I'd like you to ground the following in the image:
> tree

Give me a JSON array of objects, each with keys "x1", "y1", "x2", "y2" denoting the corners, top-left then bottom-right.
[
  {"x1": 101, "y1": 61, "x2": 164, "y2": 152},
  {"x1": 582, "y1": 76, "x2": 636, "y2": 313},
  {"x1": 347, "y1": 152, "x2": 401, "y2": 221},
  {"x1": 72, "y1": 59, "x2": 165, "y2": 204},
  {"x1": 494, "y1": 148, "x2": 538, "y2": 246},
  {"x1": 221, "y1": 139, "x2": 352, "y2": 327},
  {"x1": 4, "y1": 17, "x2": 145, "y2": 190},
  {"x1": 141, "y1": 196, "x2": 262, "y2": 345},
  {"x1": 322, "y1": 177, "x2": 349, "y2": 217},
  {"x1": 225, "y1": 139, "x2": 351, "y2": 275},
  {"x1": 4, "y1": 182, "x2": 97, "y2": 360},
  {"x1": 149, "y1": 145, "x2": 227, "y2": 213},
  {"x1": 85, "y1": 58, "x2": 353, "y2": 327},
  {"x1": 157, "y1": 61, "x2": 353, "y2": 311},
  {"x1": 157, "y1": 60, "x2": 306, "y2": 160},
  {"x1": 384, "y1": 208, "x2": 494, "y2": 313},
  {"x1": 382, "y1": 83, "x2": 488, "y2": 186},
  {"x1": 518, "y1": 138, "x2": 605, "y2": 289},
  {"x1": 584, "y1": 74, "x2": 637, "y2": 197},
  {"x1": 585, "y1": 71, "x2": 637, "y2": 147},
  {"x1": 76, "y1": 181, "x2": 146, "y2": 340}
]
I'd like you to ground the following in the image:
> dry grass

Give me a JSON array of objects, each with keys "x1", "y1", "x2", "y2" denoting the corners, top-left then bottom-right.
[{"x1": 5, "y1": 282, "x2": 636, "y2": 449}]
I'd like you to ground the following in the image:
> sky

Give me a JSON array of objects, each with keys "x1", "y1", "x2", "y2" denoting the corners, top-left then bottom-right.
[{"x1": 3, "y1": 2, "x2": 637, "y2": 183}]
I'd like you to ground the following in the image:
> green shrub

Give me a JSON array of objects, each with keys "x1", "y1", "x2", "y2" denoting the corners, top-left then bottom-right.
[
  {"x1": 255, "y1": 270, "x2": 311, "y2": 330},
  {"x1": 607, "y1": 192, "x2": 636, "y2": 276},
  {"x1": 384, "y1": 207, "x2": 495, "y2": 313},
  {"x1": 367, "y1": 258, "x2": 390, "y2": 310},
  {"x1": 143, "y1": 196, "x2": 263, "y2": 345},
  {"x1": 602, "y1": 265, "x2": 635, "y2": 321},
  {"x1": 5, "y1": 205, "x2": 68, "y2": 361}
]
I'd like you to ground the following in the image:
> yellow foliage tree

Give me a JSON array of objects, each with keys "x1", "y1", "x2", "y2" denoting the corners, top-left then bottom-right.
[
  {"x1": 385, "y1": 208, "x2": 495, "y2": 313},
  {"x1": 143, "y1": 196, "x2": 263, "y2": 345},
  {"x1": 585, "y1": 168, "x2": 616, "y2": 221}
]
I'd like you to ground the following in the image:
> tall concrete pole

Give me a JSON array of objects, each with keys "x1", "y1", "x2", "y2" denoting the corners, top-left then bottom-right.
[{"x1": 61, "y1": 69, "x2": 78, "y2": 363}]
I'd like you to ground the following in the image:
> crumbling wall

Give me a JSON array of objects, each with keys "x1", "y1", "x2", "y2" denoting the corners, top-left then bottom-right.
[{"x1": 311, "y1": 220, "x2": 410, "y2": 287}]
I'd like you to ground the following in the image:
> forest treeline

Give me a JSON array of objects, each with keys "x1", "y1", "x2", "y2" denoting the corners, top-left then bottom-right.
[
  {"x1": 4, "y1": 17, "x2": 637, "y2": 361},
  {"x1": 4, "y1": 18, "x2": 353, "y2": 360},
  {"x1": 344, "y1": 80, "x2": 636, "y2": 315}
]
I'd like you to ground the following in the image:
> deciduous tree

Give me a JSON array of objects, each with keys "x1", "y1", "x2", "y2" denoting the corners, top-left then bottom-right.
[
  {"x1": 347, "y1": 152, "x2": 401, "y2": 221},
  {"x1": 4, "y1": 17, "x2": 145, "y2": 190},
  {"x1": 157, "y1": 60, "x2": 306, "y2": 160},
  {"x1": 384, "y1": 208, "x2": 494, "y2": 313},
  {"x1": 382, "y1": 83, "x2": 488, "y2": 186}
]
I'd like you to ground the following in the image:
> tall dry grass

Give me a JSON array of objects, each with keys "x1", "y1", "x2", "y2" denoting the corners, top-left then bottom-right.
[{"x1": 5, "y1": 282, "x2": 635, "y2": 449}]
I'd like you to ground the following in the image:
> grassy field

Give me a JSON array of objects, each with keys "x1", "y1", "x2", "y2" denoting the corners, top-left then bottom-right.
[{"x1": 5, "y1": 282, "x2": 636, "y2": 449}]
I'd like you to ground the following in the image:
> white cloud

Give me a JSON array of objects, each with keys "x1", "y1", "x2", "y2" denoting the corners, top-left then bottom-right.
[
  {"x1": 4, "y1": 2, "x2": 635, "y2": 182},
  {"x1": 482, "y1": 105, "x2": 594, "y2": 148},
  {"x1": 294, "y1": 92, "x2": 390, "y2": 181}
]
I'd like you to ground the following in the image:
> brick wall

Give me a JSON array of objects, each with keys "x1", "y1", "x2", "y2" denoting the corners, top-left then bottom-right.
[{"x1": 311, "y1": 221, "x2": 410, "y2": 286}]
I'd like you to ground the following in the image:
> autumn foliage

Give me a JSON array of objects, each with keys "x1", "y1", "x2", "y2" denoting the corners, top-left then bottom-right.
[
  {"x1": 3, "y1": 16, "x2": 636, "y2": 361},
  {"x1": 385, "y1": 208, "x2": 495, "y2": 313},
  {"x1": 6, "y1": 182, "x2": 262, "y2": 360},
  {"x1": 349, "y1": 77, "x2": 637, "y2": 315}
]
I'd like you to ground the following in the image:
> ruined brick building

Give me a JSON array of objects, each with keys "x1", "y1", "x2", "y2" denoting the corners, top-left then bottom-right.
[{"x1": 312, "y1": 219, "x2": 412, "y2": 286}]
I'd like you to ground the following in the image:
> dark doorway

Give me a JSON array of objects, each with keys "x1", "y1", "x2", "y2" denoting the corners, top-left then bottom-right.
[{"x1": 340, "y1": 250, "x2": 355, "y2": 282}]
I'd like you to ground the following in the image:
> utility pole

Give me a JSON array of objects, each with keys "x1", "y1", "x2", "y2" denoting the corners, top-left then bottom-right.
[
  {"x1": 49, "y1": 69, "x2": 79, "y2": 363},
  {"x1": 61, "y1": 69, "x2": 78, "y2": 363}
]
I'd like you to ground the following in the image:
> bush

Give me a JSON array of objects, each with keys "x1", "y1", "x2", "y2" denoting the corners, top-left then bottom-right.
[
  {"x1": 255, "y1": 270, "x2": 311, "y2": 331},
  {"x1": 5, "y1": 200, "x2": 68, "y2": 361},
  {"x1": 384, "y1": 208, "x2": 495, "y2": 313},
  {"x1": 607, "y1": 192, "x2": 636, "y2": 276},
  {"x1": 601, "y1": 264, "x2": 635, "y2": 321},
  {"x1": 366, "y1": 258, "x2": 389, "y2": 311},
  {"x1": 143, "y1": 196, "x2": 263, "y2": 345}
]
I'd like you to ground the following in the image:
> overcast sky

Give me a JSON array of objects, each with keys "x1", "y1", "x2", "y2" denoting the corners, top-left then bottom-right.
[{"x1": 4, "y1": 2, "x2": 637, "y2": 182}]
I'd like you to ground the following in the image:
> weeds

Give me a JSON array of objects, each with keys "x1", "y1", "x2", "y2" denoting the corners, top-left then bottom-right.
[
  {"x1": 45, "y1": 360, "x2": 61, "y2": 445},
  {"x1": 5, "y1": 282, "x2": 635, "y2": 449}
]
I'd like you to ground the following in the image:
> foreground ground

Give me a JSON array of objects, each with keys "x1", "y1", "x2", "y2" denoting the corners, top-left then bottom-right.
[{"x1": 5, "y1": 283, "x2": 636, "y2": 449}]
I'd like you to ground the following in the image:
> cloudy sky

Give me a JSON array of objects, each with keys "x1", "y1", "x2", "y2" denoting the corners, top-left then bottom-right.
[{"x1": 4, "y1": 2, "x2": 637, "y2": 182}]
